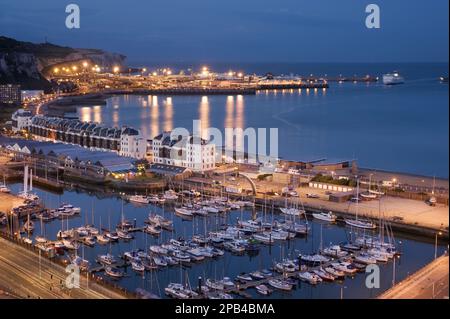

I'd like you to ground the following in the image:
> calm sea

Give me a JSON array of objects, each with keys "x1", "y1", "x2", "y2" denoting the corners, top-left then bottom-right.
[{"x1": 77, "y1": 63, "x2": 449, "y2": 178}]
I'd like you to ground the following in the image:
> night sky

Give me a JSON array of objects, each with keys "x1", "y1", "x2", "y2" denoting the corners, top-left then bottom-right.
[{"x1": 0, "y1": 0, "x2": 448, "y2": 63}]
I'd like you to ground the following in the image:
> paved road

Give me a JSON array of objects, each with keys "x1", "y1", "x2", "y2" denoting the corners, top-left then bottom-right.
[
  {"x1": 0, "y1": 237, "x2": 126, "y2": 299},
  {"x1": 379, "y1": 255, "x2": 449, "y2": 299}
]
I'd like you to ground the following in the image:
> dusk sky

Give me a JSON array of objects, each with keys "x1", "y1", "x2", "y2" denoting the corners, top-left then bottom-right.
[{"x1": 0, "y1": 0, "x2": 448, "y2": 64}]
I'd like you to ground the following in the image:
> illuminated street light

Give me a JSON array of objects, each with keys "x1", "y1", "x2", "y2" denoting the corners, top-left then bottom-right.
[
  {"x1": 72, "y1": 65, "x2": 77, "y2": 71},
  {"x1": 53, "y1": 68, "x2": 59, "y2": 74},
  {"x1": 82, "y1": 61, "x2": 88, "y2": 68},
  {"x1": 142, "y1": 68, "x2": 147, "y2": 72},
  {"x1": 237, "y1": 72, "x2": 244, "y2": 78},
  {"x1": 113, "y1": 66, "x2": 120, "y2": 74},
  {"x1": 152, "y1": 72, "x2": 157, "y2": 76},
  {"x1": 228, "y1": 71, "x2": 234, "y2": 77},
  {"x1": 167, "y1": 69, "x2": 172, "y2": 75}
]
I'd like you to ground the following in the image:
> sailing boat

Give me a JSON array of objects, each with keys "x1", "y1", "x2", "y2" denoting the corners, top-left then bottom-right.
[
  {"x1": 360, "y1": 174, "x2": 378, "y2": 200},
  {"x1": 280, "y1": 194, "x2": 305, "y2": 216},
  {"x1": 345, "y1": 177, "x2": 376, "y2": 230},
  {"x1": 0, "y1": 176, "x2": 11, "y2": 193},
  {"x1": 428, "y1": 176, "x2": 437, "y2": 206},
  {"x1": 18, "y1": 166, "x2": 39, "y2": 201}
]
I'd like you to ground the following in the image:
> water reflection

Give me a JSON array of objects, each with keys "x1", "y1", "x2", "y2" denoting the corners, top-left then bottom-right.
[
  {"x1": 235, "y1": 95, "x2": 245, "y2": 152},
  {"x1": 199, "y1": 96, "x2": 210, "y2": 139},
  {"x1": 224, "y1": 96, "x2": 234, "y2": 151},
  {"x1": 80, "y1": 107, "x2": 91, "y2": 122},
  {"x1": 93, "y1": 105, "x2": 102, "y2": 123},
  {"x1": 151, "y1": 96, "x2": 159, "y2": 138},
  {"x1": 164, "y1": 97, "x2": 173, "y2": 132}
]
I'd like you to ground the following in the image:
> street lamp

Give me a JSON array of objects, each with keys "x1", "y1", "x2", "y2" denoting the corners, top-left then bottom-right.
[
  {"x1": 435, "y1": 231, "x2": 443, "y2": 259},
  {"x1": 113, "y1": 66, "x2": 120, "y2": 74}
]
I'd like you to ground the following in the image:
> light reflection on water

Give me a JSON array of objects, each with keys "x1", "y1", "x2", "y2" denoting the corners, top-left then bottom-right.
[{"x1": 76, "y1": 81, "x2": 448, "y2": 177}]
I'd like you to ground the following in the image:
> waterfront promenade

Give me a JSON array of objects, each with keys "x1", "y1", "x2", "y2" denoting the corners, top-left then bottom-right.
[
  {"x1": 379, "y1": 255, "x2": 449, "y2": 299},
  {"x1": 0, "y1": 236, "x2": 126, "y2": 299}
]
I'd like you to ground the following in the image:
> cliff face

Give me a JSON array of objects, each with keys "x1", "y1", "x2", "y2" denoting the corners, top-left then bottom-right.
[{"x1": 0, "y1": 36, "x2": 126, "y2": 91}]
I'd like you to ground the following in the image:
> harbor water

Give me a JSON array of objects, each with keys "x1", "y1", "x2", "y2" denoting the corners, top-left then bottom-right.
[
  {"x1": 76, "y1": 63, "x2": 449, "y2": 178},
  {"x1": 7, "y1": 183, "x2": 447, "y2": 299}
]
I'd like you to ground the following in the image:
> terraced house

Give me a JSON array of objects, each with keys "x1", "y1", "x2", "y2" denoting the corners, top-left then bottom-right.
[{"x1": 26, "y1": 115, "x2": 147, "y2": 159}]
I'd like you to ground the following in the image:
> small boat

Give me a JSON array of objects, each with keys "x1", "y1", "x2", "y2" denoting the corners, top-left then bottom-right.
[
  {"x1": 105, "y1": 232, "x2": 119, "y2": 241},
  {"x1": 279, "y1": 207, "x2": 305, "y2": 216},
  {"x1": 0, "y1": 184, "x2": 11, "y2": 193},
  {"x1": 324, "y1": 267, "x2": 345, "y2": 279},
  {"x1": 171, "y1": 251, "x2": 191, "y2": 264},
  {"x1": 255, "y1": 284, "x2": 272, "y2": 296},
  {"x1": 252, "y1": 233, "x2": 274, "y2": 245},
  {"x1": 322, "y1": 245, "x2": 348, "y2": 258},
  {"x1": 382, "y1": 72, "x2": 405, "y2": 85},
  {"x1": 331, "y1": 262, "x2": 358, "y2": 275},
  {"x1": 131, "y1": 260, "x2": 145, "y2": 272},
  {"x1": 206, "y1": 278, "x2": 225, "y2": 291},
  {"x1": 313, "y1": 269, "x2": 335, "y2": 282},
  {"x1": 223, "y1": 241, "x2": 245, "y2": 254},
  {"x1": 104, "y1": 266, "x2": 123, "y2": 278},
  {"x1": 354, "y1": 253, "x2": 377, "y2": 265},
  {"x1": 163, "y1": 190, "x2": 179, "y2": 201},
  {"x1": 275, "y1": 260, "x2": 297, "y2": 273},
  {"x1": 345, "y1": 219, "x2": 376, "y2": 230},
  {"x1": 149, "y1": 245, "x2": 168, "y2": 255},
  {"x1": 128, "y1": 195, "x2": 149, "y2": 204},
  {"x1": 96, "y1": 234, "x2": 110, "y2": 244},
  {"x1": 219, "y1": 277, "x2": 235, "y2": 289},
  {"x1": 298, "y1": 272, "x2": 321, "y2": 285},
  {"x1": 98, "y1": 253, "x2": 117, "y2": 265},
  {"x1": 35, "y1": 236, "x2": 48, "y2": 244},
  {"x1": 268, "y1": 279, "x2": 292, "y2": 291},
  {"x1": 117, "y1": 229, "x2": 133, "y2": 240},
  {"x1": 153, "y1": 256, "x2": 168, "y2": 267},
  {"x1": 144, "y1": 225, "x2": 162, "y2": 236},
  {"x1": 174, "y1": 207, "x2": 194, "y2": 217},
  {"x1": 165, "y1": 283, "x2": 198, "y2": 299},
  {"x1": 261, "y1": 269, "x2": 273, "y2": 277},
  {"x1": 62, "y1": 240, "x2": 79, "y2": 250},
  {"x1": 300, "y1": 254, "x2": 330, "y2": 267},
  {"x1": 340, "y1": 242, "x2": 362, "y2": 252},
  {"x1": 249, "y1": 271, "x2": 266, "y2": 280},
  {"x1": 360, "y1": 192, "x2": 378, "y2": 200},
  {"x1": 192, "y1": 235, "x2": 209, "y2": 245},
  {"x1": 23, "y1": 238, "x2": 33, "y2": 245},
  {"x1": 83, "y1": 236, "x2": 96, "y2": 246},
  {"x1": 312, "y1": 211, "x2": 337, "y2": 223},
  {"x1": 187, "y1": 248, "x2": 205, "y2": 262},
  {"x1": 236, "y1": 273, "x2": 253, "y2": 282}
]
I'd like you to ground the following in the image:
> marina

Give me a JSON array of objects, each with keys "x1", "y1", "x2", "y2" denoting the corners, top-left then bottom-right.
[{"x1": 1, "y1": 182, "x2": 446, "y2": 299}]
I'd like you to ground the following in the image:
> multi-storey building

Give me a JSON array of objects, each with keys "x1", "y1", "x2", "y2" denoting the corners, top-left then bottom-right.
[
  {"x1": 11, "y1": 109, "x2": 32, "y2": 132},
  {"x1": 0, "y1": 84, "x2": 21, "y2": 104},
  {"x1": 27, "y1": 115, "x2": 147, "y2": 159},
  {"x1": 152, "y1": 131, "x2": 216, "y2": 172}
]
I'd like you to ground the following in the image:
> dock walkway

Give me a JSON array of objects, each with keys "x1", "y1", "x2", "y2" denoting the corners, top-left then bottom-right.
[{"x1": 378, "y1": 254, "x2": 449, "y2": 299}]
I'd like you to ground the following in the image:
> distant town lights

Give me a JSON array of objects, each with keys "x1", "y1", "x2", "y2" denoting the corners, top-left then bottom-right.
[
  {"x1": 113, "y1": 66, "x2": 120, "y2": 73},
  {"x1": 82, "y1": 61, "x2": 88, "y2": 68}
]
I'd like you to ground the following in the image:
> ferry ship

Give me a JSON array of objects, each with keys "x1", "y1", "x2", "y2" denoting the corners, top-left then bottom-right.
[{"x1": 382, "y1": 72, "x2": 405, "y2": 85}]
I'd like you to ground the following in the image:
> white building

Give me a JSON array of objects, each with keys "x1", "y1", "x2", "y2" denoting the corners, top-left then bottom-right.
[
  {"x1": 119, "y1": 127, "x2": 147, "y2": 159},
  {"x1": 152, "y1": 131, "x2": 216, "y2": 172},
  {"x1": 11, "y1": 109, "x2": 32, "y2": 133}
]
